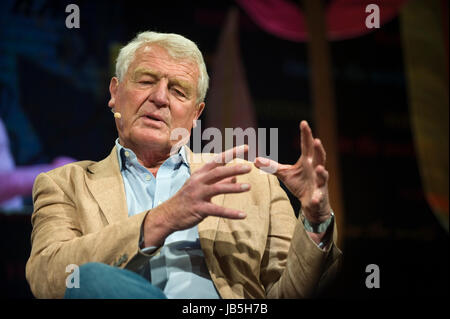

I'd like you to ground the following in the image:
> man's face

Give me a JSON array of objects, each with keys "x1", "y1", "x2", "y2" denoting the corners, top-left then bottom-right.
[{"x1": 108, "y1": 44, "x2": 204, "y2": 153}]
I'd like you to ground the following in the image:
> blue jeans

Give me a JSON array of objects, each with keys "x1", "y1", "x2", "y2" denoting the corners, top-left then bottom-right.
[{"x1": 64, "y1": 262, "x2": 167, "y2": 299}]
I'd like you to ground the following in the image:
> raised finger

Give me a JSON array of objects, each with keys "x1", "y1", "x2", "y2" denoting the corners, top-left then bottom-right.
[
  {"x1": 300, "y1": 121, "x2": 314, "y2": 157},
  {"x1": 313, "y1": 138, "x2": 326, "y2": 167}
]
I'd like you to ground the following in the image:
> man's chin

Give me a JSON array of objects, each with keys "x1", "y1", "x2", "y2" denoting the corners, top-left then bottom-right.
[
  {"x1": 119, "y1": 128, "x2": 171, "y2": 151},
  {"x1": 132, "y1": 134, "x2": 171, "y2": 150}
]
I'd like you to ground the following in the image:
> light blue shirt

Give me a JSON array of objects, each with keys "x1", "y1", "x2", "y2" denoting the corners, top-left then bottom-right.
[{"x1": 115, "y1": 139, "x2": 220, "y2": 299}]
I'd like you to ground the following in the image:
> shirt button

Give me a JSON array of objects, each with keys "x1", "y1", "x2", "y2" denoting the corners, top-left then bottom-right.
[
  {"x1": 124, "y1": 151, "x2": 130, "y2": 157},
  {"x1": 145, "y1": 174, "x2": 151, "y2": 181}
]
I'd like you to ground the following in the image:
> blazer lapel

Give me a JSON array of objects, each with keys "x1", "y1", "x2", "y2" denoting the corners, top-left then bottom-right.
[{"x1": 85, "y1": 146, "x2": 128, "y2": 225}]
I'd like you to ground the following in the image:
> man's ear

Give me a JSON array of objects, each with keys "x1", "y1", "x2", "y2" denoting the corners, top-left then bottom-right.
[
  {"x1": 108, "y1": 77, "x2": 119, "y2": 109},
  {"x1": 193, "y1": 102, "x2": 205, "y2": 127}
]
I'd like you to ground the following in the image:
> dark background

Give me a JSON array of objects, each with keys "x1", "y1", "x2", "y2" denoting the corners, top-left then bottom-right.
[{"x1": 0, "y1": 0, "x2": 448, "y2": 298}]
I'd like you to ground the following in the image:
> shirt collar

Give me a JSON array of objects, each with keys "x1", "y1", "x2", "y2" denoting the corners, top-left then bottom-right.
[{"x1": 115, "y1": 138, "x2": 189, "y2": 171}]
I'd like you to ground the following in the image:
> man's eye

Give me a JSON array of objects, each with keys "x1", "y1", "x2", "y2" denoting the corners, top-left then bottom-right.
[
  {"x1": 173, "y1": 89, "x2": 186, "y2": 97},
  {"x1": 139, "y1": 80, "x2": 154, "y2": 85}
]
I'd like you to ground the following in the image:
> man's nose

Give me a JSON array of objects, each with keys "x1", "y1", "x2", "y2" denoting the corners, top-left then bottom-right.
[{"x1": 149, "y1": 80, "x2": 169, "y2": 107}]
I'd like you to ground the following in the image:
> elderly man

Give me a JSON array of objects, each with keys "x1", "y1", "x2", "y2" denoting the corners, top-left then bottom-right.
[{"x1": 26, "y1": 31, "x2": 342, "y2": 299}]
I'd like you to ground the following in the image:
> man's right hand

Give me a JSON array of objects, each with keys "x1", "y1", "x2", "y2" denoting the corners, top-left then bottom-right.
[{"x1": 142, "y1": 145, "x2": 251, "y2": 248}]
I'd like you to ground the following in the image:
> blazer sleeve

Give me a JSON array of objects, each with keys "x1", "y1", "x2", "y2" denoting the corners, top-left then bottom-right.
[
  {"x1": 261, "y1": 174, "x2": 343, "y2": 298},
  {"x1": 25, "y1": 172, "x2": 151, "y2": 299}
]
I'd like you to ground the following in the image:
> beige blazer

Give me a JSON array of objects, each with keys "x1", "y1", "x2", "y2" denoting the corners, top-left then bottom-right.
[{"x1": 26, "y1": 146, "x2": 342, "y2": 299}]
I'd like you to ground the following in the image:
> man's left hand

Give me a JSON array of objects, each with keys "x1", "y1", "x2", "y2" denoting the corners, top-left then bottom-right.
[{"x1": 255, "y1": 120, "x2": 331, "y2": 224}]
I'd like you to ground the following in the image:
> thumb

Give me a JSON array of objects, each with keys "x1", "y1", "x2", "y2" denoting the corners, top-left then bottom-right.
[{"x1": 254, "y1": 157, "x2": 289, "y2": 177}]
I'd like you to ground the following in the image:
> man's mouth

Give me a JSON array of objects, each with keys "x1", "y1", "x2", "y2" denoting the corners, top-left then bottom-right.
[
  {"x1": 141, "y1": 113, "x2": 166, "y2": 126},
  {"x1": 145, "y1": 115, "x2": 161, "y2": 121}
]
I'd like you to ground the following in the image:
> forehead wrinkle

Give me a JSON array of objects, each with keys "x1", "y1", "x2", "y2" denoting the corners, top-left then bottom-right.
[{"x1": 137, "y1": 45, "x2": 198, "y2": 75}]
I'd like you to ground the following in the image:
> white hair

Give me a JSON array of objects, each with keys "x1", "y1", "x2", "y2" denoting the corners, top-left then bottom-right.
[{"x1": 115, "y1": 31, "x2": 209, "y2": 103}]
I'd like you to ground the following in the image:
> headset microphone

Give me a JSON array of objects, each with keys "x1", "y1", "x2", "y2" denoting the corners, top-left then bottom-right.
[{"x1": 111, "y1": 108, "x2": 122, "y2": 119}]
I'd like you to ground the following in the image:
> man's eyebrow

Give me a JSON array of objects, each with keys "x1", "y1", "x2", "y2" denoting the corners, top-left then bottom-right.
[{"x1": 133, "y1": 67, "x2": 160, "y2": 79}]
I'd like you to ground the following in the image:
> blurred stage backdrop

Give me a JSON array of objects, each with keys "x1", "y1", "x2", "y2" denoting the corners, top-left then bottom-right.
[{"x1": 0, "y1": 0, "x2": 448, "y2": 298}]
